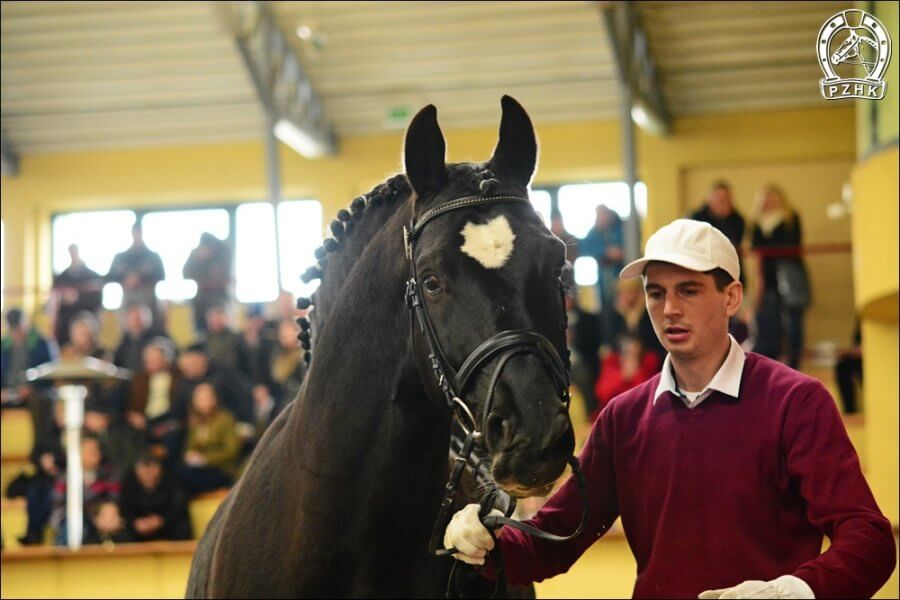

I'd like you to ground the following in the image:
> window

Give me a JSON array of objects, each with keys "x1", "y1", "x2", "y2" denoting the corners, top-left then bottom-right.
[
  {"x1": 51, "y1": 210, "x2": 136, "y2": 310},
  {"x1": 529, "y1": 189, "x2": 552, "y2": 227},
  {"x1": 235, "y1": 200, "x2": 322, "y2": 303},
  {"x1": 557, "y1": 182, "x2": 647, "y2": 239},
  {"x1": 141, "y1": 209, "x2": 230, "y2": 301}
]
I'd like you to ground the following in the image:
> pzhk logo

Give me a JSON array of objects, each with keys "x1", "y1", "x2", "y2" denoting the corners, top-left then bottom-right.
[{"x1": 818, "y1": 9, "x2": 891, "y2": 100}]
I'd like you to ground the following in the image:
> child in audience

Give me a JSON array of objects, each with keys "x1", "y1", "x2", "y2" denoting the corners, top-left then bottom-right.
[
  {"x1": 593, "y1": 333, "x2": 661, "y2": 418},
  {"x1": 84, "y1": 500, "x2": 133, "y2": 546}
]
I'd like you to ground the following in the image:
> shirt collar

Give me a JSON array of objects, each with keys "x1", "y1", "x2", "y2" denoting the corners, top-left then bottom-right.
[{"x1": 653, "y1": 335, "x2": 745, "y2": 405}]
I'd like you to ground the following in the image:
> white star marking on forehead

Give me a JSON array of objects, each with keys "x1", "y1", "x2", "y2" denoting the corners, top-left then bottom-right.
[{"x1": 459, "y1": 215, "x2": 516, "y2": 269}]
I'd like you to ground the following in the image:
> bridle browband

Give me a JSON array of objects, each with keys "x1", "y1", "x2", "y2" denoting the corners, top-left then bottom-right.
[{"x1": 402, "y1": 193, "x2": 590, "y2": 595}]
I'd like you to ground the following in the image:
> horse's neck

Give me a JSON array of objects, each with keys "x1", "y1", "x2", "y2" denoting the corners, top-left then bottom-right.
[{"x1": 289, "y1": 207, "x2": 449, "y2": 509}]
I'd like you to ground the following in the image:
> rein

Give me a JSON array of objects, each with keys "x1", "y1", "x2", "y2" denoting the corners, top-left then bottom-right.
[{"x1": 402, "y1": 194, "x2": 590, "y2": 595}]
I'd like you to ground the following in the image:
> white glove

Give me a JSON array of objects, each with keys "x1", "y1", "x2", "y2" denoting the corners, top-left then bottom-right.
[
  {"x1": 443, "y1": 503, "x2": 502, "y2": 566},
  {"x1": 699, "y1": 575, "x2": 815, "y2": 599}
]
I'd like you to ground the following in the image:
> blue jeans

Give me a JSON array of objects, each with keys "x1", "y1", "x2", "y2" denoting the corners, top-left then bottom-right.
[{"x1": 754, "y1": 289, "x2": 805, "y2": 369}]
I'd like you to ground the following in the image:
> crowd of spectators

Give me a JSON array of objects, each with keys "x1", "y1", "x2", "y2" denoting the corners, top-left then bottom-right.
[{"x1": 2, "y1": 276, "x2": 306, "y2": 546}]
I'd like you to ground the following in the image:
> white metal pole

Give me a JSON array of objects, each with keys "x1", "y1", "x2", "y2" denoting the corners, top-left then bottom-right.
[{"x1": 59, "y1": 384, "x2": 86, "y2": 551}]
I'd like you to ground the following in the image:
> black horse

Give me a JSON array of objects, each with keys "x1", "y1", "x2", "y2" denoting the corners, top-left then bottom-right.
[{"x1": 186, "y1": 96, "x2": 576, "y2": 598}]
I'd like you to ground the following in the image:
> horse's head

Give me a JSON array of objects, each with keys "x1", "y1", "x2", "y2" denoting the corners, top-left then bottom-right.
[
  {"x1": 832, "y1": 29, "x2": 861, "y2": 65},
  {"x1": 403, "y1": 96, "x2": 574, "y2": 498}
]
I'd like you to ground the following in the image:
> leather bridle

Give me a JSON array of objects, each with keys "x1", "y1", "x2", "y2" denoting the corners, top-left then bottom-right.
[{"x1": 402, "y1": 194, "x2": 590, "y2": 593}]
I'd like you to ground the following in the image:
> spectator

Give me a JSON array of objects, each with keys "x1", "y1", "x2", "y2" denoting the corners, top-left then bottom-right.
[
  {"x1": 564, "y1": 293, "x2": 602, "y2": 419},
  {"x1": 579, "y1": 205, "x2": 624, "y2": 334},
  {"x1": 593, "y1": 333, "x2": 660, "y2": 417},
  {"x1": 84, "y1": 501, "x2": 134, "y2": 546},
  {"x1": 18, "y1": 400, "x2": 66, "y2": 545},
  {"x1": 60, "y1": 312, "x2": 109, "y2": 362},
  {"x1": 127, "y1": 337, "x2": 185, "y2": 464},
  {"x1": 176, "y1": 345, "x2": 254, "y2": 440},
  {"x1": 113, "y1": 304, "x2": 166, "y2": 372},
  {"x1": 106, "y1": 222, "x2": 165, "y2": 319},
  {"x1": 689, "y1": 180, "x2": 746, "y2": 284},
  {"x1": 267, "y1": 320, "x2": 306, "y2": 407},
  {"x1": 1, "y1": 308, "x2": 54, "y2": 408},
  {"x1": 51, "y1": 434, "x2": 120, "y2": 546},
  {"x1": 120, "y1": 453, "x2": 191, "y2": 541},
  {"x1": 1, "y1": 309, "x2": 55, "y2": 448},
  {"x1": 60, "y1": 313, "x2": 118, "y2": 415},
  {"x1": 50, "y1": 244, "x2": 104, "y2": 346},
  {"x1": 549, "y1": 210, "x2": 579, "y2": 264},
  {"x1": 202, "y1": 304, "x2": 242, "y2": 372},
  {"x1": 183, "y1": 233, "x2": 231, "y2": 335},
  {"x1": 603, "y1": 278, "x2": 665, "y2": 364},
  {"x1": 238, "y1": 303, "x2": 276, "y2": 389},
  {"x1": 83, "y1": 407, "x2": 144, "y2": 481},
  {"x1": 835, "y1": 323, "x2": 862, "y2": 414},
  {"x1": 177, "y1": 383, "x2": 241, "y2": 496},
  {"x1": 751, "y1": 184, "x2": 810, "y2": 369}
]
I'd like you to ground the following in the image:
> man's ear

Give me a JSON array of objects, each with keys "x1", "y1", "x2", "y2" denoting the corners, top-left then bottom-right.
[{"x1": 724, "y1": 281, "x2": 743, "y2": 317}]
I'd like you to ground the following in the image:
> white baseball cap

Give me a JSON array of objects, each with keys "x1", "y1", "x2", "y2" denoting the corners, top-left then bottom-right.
[{"x1": 619, "y1": 219, "x2": 740, "y2": 281}]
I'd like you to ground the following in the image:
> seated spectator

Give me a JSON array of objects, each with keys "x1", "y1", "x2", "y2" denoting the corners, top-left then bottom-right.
[
  {"x1": 835, "y1": 323, "x2": 863, "y2": 414},
  {"x1": 177, "y1": 383, "x2": 241, "y2": 496},
  {"x1": 1, "y1": 308, "x2": 55, "y2": 450},
  {"x1": 564, "y1": 292, "x2": 602, "y2": 419},
  {"x1": 84, "y1": 500, "x2": 134, "y2": 546},
  {"x1": 18, "y1": 400, "x2": 66, "y2": 545},
  {"x1": 60, "y1": 312, "x2": 110, "y2": 362},
  {"x1": 83, "y1": 408, "x2": 144, "y2": 480},
  {"x1": 593, "y1": 334, "x2": 661, "y2": 418},
  {"x1": 268, "y1": 320, "x2": 306, "y2": 406},
  {"x1": 113, "y1": 304, "x2": 167, "y2": 372},
  {"x1": 238, "y1": 303, "x2": 275, "y2": 389},
  {"x1": 60, "y1": 313, "x2": 119, "y2": 415},
  {"x1": 120, "y1": 453, "x2": 191, "y2": 541},
  {"x1": 202, "y1": 305, "x2": 242, "y2": 372},
  {"x1": 127, "y1": 337, "x2": 185, "y2": 464},
  {"x1": 51, "y1": 434, "x2": 120, "y2": 546},
  {"x1": 176, "y1": 345, "x2": 254, "y2": 444},
  {"x1": 603, "y1": 278, "x2": 665, "y2": 364}
]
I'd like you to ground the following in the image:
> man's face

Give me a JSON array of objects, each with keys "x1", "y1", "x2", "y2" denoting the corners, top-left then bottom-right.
[
  {"x1": 135, "y1": 461, "x2": 162, "y2": 490},
  {"x1": 81, "y1": 439, "x2": 102, "y2": 472},
  {"x1": 643, "y1": 263, "x2": 740, "y2": 361},
  {"x1": 142, "y1": 346, "x2": 168, "y2": 374}
]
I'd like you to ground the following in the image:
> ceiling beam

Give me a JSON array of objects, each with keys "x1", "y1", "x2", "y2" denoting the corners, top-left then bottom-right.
[
  {"x1": 1, "y1": 132, "x2": 20, "y2": 177},
  {"x1": 214, "y1": 1, "x2": 336, "y2": 157},
  {"x1": 599, "y1": 2, "x2": 671, "y2": 136}
]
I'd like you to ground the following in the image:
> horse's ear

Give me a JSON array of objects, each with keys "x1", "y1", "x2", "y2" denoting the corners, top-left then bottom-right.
[
  {"x1": 404, "y1": 104, "x2": 448, "y2": 199},
  {"x1": 489, "y1": 95, "x2": 537, "y2": 188}
]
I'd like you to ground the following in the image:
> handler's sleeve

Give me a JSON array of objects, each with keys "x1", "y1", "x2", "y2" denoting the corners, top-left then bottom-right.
[{"x1": 785, "y1": 381, "x2": 896, "y2": 599}]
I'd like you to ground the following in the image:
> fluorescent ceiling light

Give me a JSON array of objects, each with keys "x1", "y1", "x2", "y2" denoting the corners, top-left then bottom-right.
[{"x1": 274, "y1": 118, "x2": 327, "y2": 159}]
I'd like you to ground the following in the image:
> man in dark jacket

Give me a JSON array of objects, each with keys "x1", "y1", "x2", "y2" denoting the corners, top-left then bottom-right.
[
  {"x1": 183, "y1": 232, "x2": 231, "y2": 335},
  {"x1": 51, "y1": 244, "x2": 104, "y2": 346},
  {"x1": 107, "y1": 222, "x2": 165, "y2": 319}
]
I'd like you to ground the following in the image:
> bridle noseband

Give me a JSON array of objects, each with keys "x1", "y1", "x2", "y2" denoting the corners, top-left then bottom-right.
[{"x1": 402, "y1": 193, "x2": 590, "y2": 592}]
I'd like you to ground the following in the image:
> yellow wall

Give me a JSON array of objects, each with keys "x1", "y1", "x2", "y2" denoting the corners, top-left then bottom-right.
[{"x1": 851, "y1": 145, "x2": 899, "y2": 527}]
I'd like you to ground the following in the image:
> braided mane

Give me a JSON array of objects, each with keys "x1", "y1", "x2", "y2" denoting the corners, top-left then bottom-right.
[{"x1": 294, "y1": 163, "x2": 506, "y2": 365}]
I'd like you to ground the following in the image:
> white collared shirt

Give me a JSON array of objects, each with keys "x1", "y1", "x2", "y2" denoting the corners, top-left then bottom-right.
[{"x1": 653, "y1": 335, "x2": 745, "y2": 409}]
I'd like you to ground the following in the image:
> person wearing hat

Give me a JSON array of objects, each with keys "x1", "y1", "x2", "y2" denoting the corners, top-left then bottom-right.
[{"x1": 443, "y1": 219, "x2": 895, "y2": 598}]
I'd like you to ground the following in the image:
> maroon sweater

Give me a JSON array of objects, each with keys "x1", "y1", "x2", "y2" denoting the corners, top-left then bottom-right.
[{"x1": 494, "y1": 352, "x2": 895, "y2": 598}]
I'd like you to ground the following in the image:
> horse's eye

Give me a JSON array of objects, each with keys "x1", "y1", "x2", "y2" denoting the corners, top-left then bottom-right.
[{"x1": 422, "y1": 275, "x2": 443, "y2": 295}]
